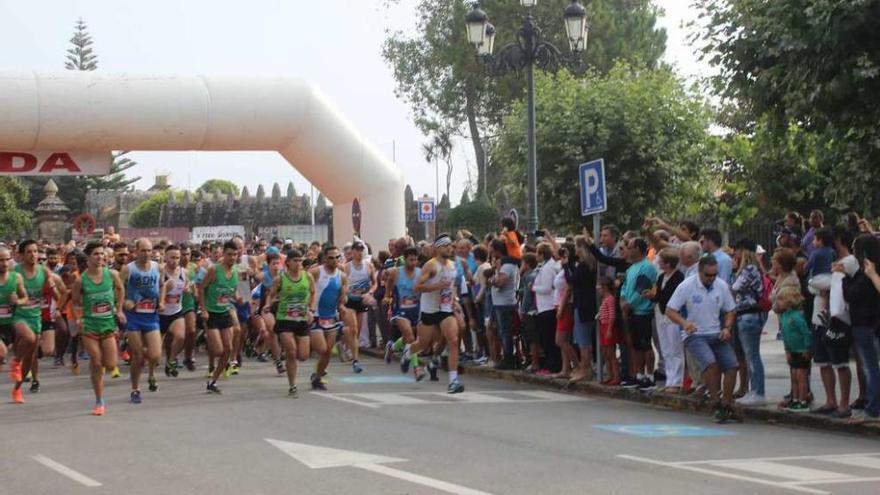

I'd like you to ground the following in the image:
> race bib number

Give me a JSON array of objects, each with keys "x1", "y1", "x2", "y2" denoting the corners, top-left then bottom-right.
[
  {"x1": 400, "y1": 296, "x2": 418, "y2": 309},
  {"x1": 440, "y1": 290, "x2": 453, "y2": 307},
  {"x1": 22, "y1": 297, "x2": 42, "y2": 310},
  {"x1": 318, "y1": 318, "x2": 336, "y2": 328},
  {"x1": 91, "y1": 302, "x2": 113, "y2": 316},
  {"x1": 135, "y1": 299, "x2": 157, "y2": 313},
  {"x1": 218, "y1": 294, "x2": 231, "y2": 305},
  {"x1": 286, "y1": 304, "x2": 307, "y2": 320},
  {"x1": 0, "y1": 304, "x2": 12, "y2": 318},
  {"x1": 165, "y1": 294, "x2": 181, "y2": 305}
]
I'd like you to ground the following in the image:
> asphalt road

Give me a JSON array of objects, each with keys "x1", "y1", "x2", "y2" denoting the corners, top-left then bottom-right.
[{"x1": 2, "y1": 355, "x2": 879, "y2": 495}]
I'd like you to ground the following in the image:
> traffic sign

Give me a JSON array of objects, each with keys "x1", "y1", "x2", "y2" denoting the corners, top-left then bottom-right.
[
  {"x1": 72, "y1": 213, "x2": 97, "y2": 236},
  {"x1": 417, "y1": 196, "x2": 436, "y2": 222},
  {"x1": 579, "y1": 159, "x2": 607, "y2": 216}
]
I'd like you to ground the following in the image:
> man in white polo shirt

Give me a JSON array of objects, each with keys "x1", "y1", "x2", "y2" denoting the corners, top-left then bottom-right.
[{"x1": 666, "y1": 255, "x2": 741, "y2": 423}]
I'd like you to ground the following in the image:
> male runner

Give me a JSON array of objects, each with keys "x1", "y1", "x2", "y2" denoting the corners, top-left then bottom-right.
[
  {"x1": 228, "y1": 237, "x2": 258, "y2": 375},
  {"x1": 343, "y1": 241, "x2": 375, "y2": 373},
  {"x1": 308, "y1": 245, "x2": 349, "y2": 390},
  {"x1": 179, "y1": 245, "x2": 200, "y2": 372},
  {"x1": 198, "y1": 240, "x2": 240, "y2": 394},
  {"x1": 412, "y1": 234, "x2": 465, "y2": 393},
  {"x1": 0, "y1": 247, "x2": 27, "y2": 381},
  {"x1": 120, "y1": 238, "x2": 166, "y2": 403},
  {"x1": 159, "y1": 244, "x2": 188, "y2": 378},
  {"x1": 258, "y1": 251, "x2": 285, "y2": 374},
  {"x1": 29, "y1": 260, "x2": 66, "y2": 392},
  {"x1": 264, "y1": 248, "x2": 316, "y2": 397},
  {"x1": 9, "y1": 240, "x2": 60, "y2": 403},
  {"x1": 71, "y1": 242, "x2": 127, "y2": 416},
  {"x1": 383, "y1": 247, "x2": 421, "y2": 373}
]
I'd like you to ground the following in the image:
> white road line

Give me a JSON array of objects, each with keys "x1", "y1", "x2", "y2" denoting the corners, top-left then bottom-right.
[
  {"x1": 715, "y1": 461, "x2": 852, "y2": 481},
  {"x1": 310, "y1": 392, "x2": 381, "y2": 409},
  {"x1": 312, "y1": 390, "x2": 588, "y2": 408},
  {"x1": 356, "y1": 463, "x2": 494, "y2": 495},
  {"x1": 819, "y1": 454, "x2": 880, "y2": 470},
  {"x1": 788, "y1": 476, "x2": 880, "y2": 486},
  {"x1": 675, "y1": 452, "x2": 880, "y2": 465},
  {"x1": 617, "y1": 455, "x2": 829, "y2": 495},
  {"x1": 351, "y1": 393, "x2": 430, "y2": 405},
  {"x1": 31, "y1": 455, "x2": 102, "y2": 487}
]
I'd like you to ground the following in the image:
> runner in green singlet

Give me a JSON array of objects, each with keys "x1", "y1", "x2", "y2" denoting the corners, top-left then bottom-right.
[
  {"x1": 0, "y1": 247, "x2": 27, "y2": 378},
  {"x1": 197, "y1": 240, "x2": 240, "y2": 394}
]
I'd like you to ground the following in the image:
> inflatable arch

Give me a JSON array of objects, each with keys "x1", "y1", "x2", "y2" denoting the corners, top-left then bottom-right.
[{"x1": 0, "y1": 72, "x2": 405, "y2": 247}]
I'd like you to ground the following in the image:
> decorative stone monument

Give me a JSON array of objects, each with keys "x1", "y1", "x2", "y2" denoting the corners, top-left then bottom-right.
[{"x1": 35, "y1": 179, "x2": 70, "y2": 243}]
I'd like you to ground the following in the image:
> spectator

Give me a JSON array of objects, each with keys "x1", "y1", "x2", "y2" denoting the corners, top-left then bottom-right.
[
  {"x1": 500, "y1": 218, "x2": 523, "y2": 260},
  {"x1": 553, "y1": 245, "x2": 577, "y2": 379},
  {"x1": 597, "y1": 224, "x2": 621, "y2": 280},
  {"x1": 731, "y1": 239, "x2": 767, "y2": 406},
  {"x1": 597, "y1": 276, "x2": 620, "y2": 384},
  {"x1": 776, "y1": 285, "x2": 812, "y2": 412},
  {"x1": 678, "y1": 241, "x2": 702, "y2": 279},
  {"x1": 801, "y1": 210, "x2": 824, "y2": 257},
  {"x1": 520, "y1": 253, "x2": 540, "y2": 372},
  {"x1": 472, "y1": 245, "x2": 493, "y2": 364},
  {"x1": 699, "y1": 228, "x2": 733, "y2": 284},
  {"x1": 532, "y1": 242, "x2": 561, "y2": 373},
  {"x1": 770, "y1": 249, "x2": 800, "y2": 314},
  {"x1": 666, "y1": 256, "x2": 741, "y2": 423},
  {"x1": 620, "y1": 238, "x2": 658, "y2": 389},
  {"x1": 564, "y1": 237, "x2": 598, "y2": 383},
  {"x1": 488, "y1": 239, "x2": 519, "y2": 369},
  {"x1": 649, "y1": 247, "x2": 684, "y2": 392}
]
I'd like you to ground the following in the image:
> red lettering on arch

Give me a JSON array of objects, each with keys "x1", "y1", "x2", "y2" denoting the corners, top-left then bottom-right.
[
  {"x1": 0, "y1": 152, "x2": 38, "y2": 173},
  {"x1": 39, "y1": 153, "x2": 82, "y2": 173}
]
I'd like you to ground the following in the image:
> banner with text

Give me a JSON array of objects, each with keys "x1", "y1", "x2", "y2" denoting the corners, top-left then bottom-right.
[
  {"x1": 191, "y1": 225, "x2": 245, "y2": 243},
  {"x1": 257, "y1": 225, "x2": 329, "y2": 244},
  {"x1": 0, "y1": 151, "x2": 112, "y2": 176}
]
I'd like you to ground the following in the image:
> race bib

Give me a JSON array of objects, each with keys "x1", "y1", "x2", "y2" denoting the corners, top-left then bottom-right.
[
  {"x1": 165, "y1": 294, "x2": 181, "y2": 305},
  {"x1": 22, "y1": 297, "x2": 41, "y2": 310},
  {"x1": 440, "y1": 289, "x2": 453, "y2": 306},
  {"x1": 318, "y1": 318, "x2": 336, "y2": 328},
  {"x1": 286, "y1": 303, "x2": 307, "y2": 320},
  {"x1": 0, "y1": 304, "x2": 12, "y2": 318},
  {"x1": 91, "y1": 302, "x2": 113, "y2": 316},
  {"x1": 135, "y1": 299, "x2": 157, "y2": 313},
  {"x1": 400, "y1": 296, "x2": 418, "y2": 309},
  {"x1": 218, "y1": 294, "x2": 231, "y2": 305}
]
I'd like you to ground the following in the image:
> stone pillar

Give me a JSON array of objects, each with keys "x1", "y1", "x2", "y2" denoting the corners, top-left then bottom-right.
[{"x1": 35, "y1": 179, "x2": 70, "y2": 243}]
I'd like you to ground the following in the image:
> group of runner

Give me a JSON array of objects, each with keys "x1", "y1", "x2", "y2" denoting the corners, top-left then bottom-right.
[{"x1": 0, "y1": 232, "x2": 468, "y2": 416}]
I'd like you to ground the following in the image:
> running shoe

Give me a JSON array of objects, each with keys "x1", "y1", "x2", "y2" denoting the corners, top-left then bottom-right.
[
  {"x1": 148, "y1": 376, "x2": 158, "y2": 392},
  {"x1": 29, "y1": 380, "x2": 40, "y2": 393},
  {"x1": 288, "y1": 386, "x2": 299, "y2": 398},
  {"x1": 427, "y1": 360, "x2": 439, "y2": 382},
  {"x1": 92, "y1": 404, "x2": 105, "y2": 416},
  {"x1": 206, "y1": 381, "x2": 222, "y2": 394},
  {"x1": 12, "y1": 388, "x2": 24, "y2": 404},
  {"x1": 130, "y1": 390, "x2": 142, "y2": 404},
  {"x1": 256, "y1": 353, "x2": 269, "y2": 363},
  {"x1": 414, "y1": 366, "x2": 427, "y2": 382},
  {"x1": 172, "y1": 359, "x2": 181, "y2": 370},
  {"x1": 400, "y1": 355, "x2": 411, "y2": 374},
  {"x1": 53, "y1": 356, "x2": 64, "y2": 367},
  {"x1": 637, "y1": 378, "x2": 656, "y2": 391},
  {"x1": 229, "y1": 362, "x2": 240, "y2": 376},
  {"x1": 183, "y1": 358, "x2": 196, "y2": 372},
  {"x1": 121, "y1": 350, "x2": 130, "y2": 363},
  {"x1": 24, "y1": 370, "x2": 32, "y2": 382},
  {"x1": 110, "y1": 366, "x2": 121, "y2": 379},
  {"x1": 384, "y1": 341, "x2": 394, "y2": 364},
  {"x1": 352, "y1": 360, "x2": 364, "y2": 374},
  {"x1": 711, "y1": 403, "x2": 725, "y2": 422},
  {"x1": 447, "y1": 379, "x2": 465, "y2": 394},
  {"x1": 620, "y1": 377, "x2": 640, "y2": 389},
  {"x1": 785, "y1": 401, "x2": 809, "y2": 413},
  {"x1": 275, "y1": 360, "x2": 286, "y2": 375},
  {"x1": 310, "y1": 373, "x2": 327, "y2": 390},
  {"x1": 720, "y1": 405, "x2": 744, "y2": 423},
  {"x1": 165, "y1": 363, "x2": 179, "y2": 378},
  {"x1": 9, "y1": 358, "x2": 22, "y2": 382}
]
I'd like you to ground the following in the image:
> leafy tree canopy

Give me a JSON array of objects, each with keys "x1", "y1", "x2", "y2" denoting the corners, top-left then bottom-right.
[
  {"x1": 196, "y1": 179, "x2": 240, "y2": 197},
  {"x1": 0, "y1": 178, "x2": 32, "y2": 239}
]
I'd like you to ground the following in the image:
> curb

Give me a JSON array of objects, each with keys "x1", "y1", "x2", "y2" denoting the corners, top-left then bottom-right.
[{"x1": 359, "y1": 348, "x2": 880, "y2": 437}]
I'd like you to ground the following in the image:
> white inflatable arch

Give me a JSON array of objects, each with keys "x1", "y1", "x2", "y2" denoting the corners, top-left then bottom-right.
[{"x1": 0, "y1": 72, "x2": 405, "y2": 247}]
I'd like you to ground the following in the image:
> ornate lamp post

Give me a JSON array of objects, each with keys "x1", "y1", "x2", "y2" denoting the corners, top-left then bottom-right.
[{"x1": 466, "y1": 0, "x2": 588, "y2": 232}]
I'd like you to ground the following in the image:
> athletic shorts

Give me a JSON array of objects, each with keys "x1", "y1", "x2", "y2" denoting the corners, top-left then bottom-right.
[
  {"x1": 83, "y1": 331, "x2": 117, "y2": 341},
  {"x1": 13, "y1": 316, "x2": 42, "y2": 335},
  {"x1": 788, "y1": 352, "x2": 812, "y2": 370},
  {"x1": 628, "y1": 314, "x2": 654, "y2": 351},
  {"x1": 275, "y1": 319, "x2": 310, "y2": 337},
  {"x1": 235, "y1": 302, "x2": 251, "y2": 322},
  {"x1": 206, "y1": 311, "x2": 234, "y2": 330},
  {"x1": 421, "y1": 311, "x2": 453, "y2": 327},
  {"x1": 345, "y1": 299, "x2": 369, "y2": 313},
  {"x1": 159, "y1": 312, "x2": 183, "y2": 333},
  {"x1": 0, "y1": 324, "x2": 13, "y2": 346},
  {"x1": 311, "y1": 315, "x2": 344, "y2": 333},
  {"x1": 684, "y1": 334, "x2": 738, "y2": 375},
  {"x1": 125, "y1": 311, "x2": 160, "y2": 333},
  {"x1": 391, "y1": 307, "x2": 420, "y2": 327},
  {"x1": 41, "y1": 319, "x2": 55, "y2": 332},
  {"x1": 556, "y1": 310, "x2": 573, "y2": 334},
  {"x1": 812, "y1": 324, "x2": 851, "y2": 367}
]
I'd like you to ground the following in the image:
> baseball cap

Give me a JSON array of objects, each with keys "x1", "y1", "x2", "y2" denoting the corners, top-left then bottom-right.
[{"x1": 266, "y1": 246, "x2": 281, "y2": 255}]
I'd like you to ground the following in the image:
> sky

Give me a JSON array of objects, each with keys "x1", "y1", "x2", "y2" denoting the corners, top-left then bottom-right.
[{"x1": 0, "y1": 0, "x2": 706, "y2": 207}]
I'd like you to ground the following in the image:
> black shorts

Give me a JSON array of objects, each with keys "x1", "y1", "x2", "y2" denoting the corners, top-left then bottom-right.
[
  {"x1": 628, "y1": 314, "x2": 654, "y2": 351},
  {"x1": 275, "y1": 319, "x2": 310, "y2": 337},
  {"x1": 789, "y1": 352, "x2": 811, "y2": 369},
  {"x1": 206, "y1": 312, "x2": 233, "y2": 330},
  {"x1": 521, "y1": 313, "x2": 540, "y2": 344},
  {"x1": 345, "y1": 299, "x2": 369, "y2": 313},
  {"x1": 159, "y1": 312, "x2": 183, "y2": 333},
  {"x1": 41, "y1": 319, "x2": 55, "y2": 332},
  {"x1": 0, "y1": 324, "x2": 13, "y2": 346},
  {"x1": 813, "y1": 324, "x2": 851, "y2": 367},
  {"x1": 421, "y1": 311, "x2": 453, "y2": 327}
]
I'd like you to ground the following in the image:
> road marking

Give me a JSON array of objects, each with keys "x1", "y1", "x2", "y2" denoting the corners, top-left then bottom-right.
[
  {"x1": 618, "y1": 455, "x2": 829, "y2": 494},
  {"x1": 31, "y1": 455, "x2": 102, "y2": 487},
  {"x1": 715, "y1": 460, "x2": 852, "y2": 481},
  {"x1": 819, "y1": 454, "x2": 880, "y2": 470},
  {"x1": 339, "y1": 375, "x2": 416, "y2": 384},
  {"x1": 266, "y1": 439, "x2": 494, "y2": 495},
  {"x1": 674, "y1": 452, "x2": 880, "y2": 465},
  {"x1": 311, "y1": 390, "x2": 585, "y2": 408},
  {"x1": 595, "y1": 424, "x2": 735, "y2": 438}
]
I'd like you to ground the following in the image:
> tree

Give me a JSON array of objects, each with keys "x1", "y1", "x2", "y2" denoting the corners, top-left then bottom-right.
[
  {"x1": 196, "y1": 179, "x2": 240, "y2": 197},
  {"x1": 0, "y1": 178, "x2": 32, "y2": 239},
  {"x1": 383, "y1": 0, "x2": 666, "y2": 200},
  {"x1": 129, "y1": 190, "x2": 185, "y2": 228},
  {"x1": 493, "y1": 64, "x2": 713, "y2": 231},
  {"x1": 694, "y1": 0, "x2": 880, "y2": 216}
]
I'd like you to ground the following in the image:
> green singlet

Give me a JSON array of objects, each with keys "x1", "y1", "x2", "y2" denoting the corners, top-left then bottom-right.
[
  {"x1": 275, "y1": 271, "x2": 310, "y2": 322},
  {"x1": 13, "y1": 265, "x2": 45, "y2": 334},
  {"x1": 82, "y1": 268, "x2": 118, "y2": 335},
  {"x1": 205, "y1": 264, "x2": 237, "y2": 314}
]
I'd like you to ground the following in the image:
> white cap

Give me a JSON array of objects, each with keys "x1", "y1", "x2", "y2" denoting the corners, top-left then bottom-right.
[
  {"x1": 284, "y1": 239, "x2": 293, "y2": 245},
  {"x1": 756, "y1": 244, "x2": 766, "y2": 255}
]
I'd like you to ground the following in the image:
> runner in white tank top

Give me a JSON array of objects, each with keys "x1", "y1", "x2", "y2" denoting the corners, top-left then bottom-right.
[{"x1": 160, "y1": 245, "x2": 188, "y2": 378}]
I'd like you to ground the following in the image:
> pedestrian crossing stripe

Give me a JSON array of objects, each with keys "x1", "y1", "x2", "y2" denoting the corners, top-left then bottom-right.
[
  {"x1": 311, "y1": 390, "x2": 587, "y2": 409},
  {"x1": 594, "y1": 424, "x2": 735, "y2": 438},
  {"x1": 620, "y1": 452, "x2": 880, "y2": 494}
]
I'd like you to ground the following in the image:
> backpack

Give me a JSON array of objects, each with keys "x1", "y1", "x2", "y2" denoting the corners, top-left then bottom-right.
[{"x1": 757, "y1": 274, "x2": 773, "y2": 312}]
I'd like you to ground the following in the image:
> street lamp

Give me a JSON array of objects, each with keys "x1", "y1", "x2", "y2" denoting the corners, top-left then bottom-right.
[{"x1": 466, "y1": 0, "x2": 588, "y2": 233}]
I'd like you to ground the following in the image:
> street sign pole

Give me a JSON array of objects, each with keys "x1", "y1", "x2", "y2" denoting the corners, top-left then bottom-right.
[
  {"x1": 579, "y1": 159, "x2": 608, "y2": 384},
  {"x1": 593, "y1": 212, "x2": 602, "y2": 383}
]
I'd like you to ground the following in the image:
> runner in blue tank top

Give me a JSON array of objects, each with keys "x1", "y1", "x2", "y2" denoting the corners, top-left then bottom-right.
[
  {"x1": 382, "y1": 247, "x2": 422, "y2": 373},
  {"x1": 307, "y1": 245, "x2": 349, "y2": 391}
]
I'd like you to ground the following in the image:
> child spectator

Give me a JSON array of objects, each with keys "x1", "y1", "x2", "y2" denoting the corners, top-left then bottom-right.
[
  {"x1": 597, "y1": 276, "x2": 620, "y2": 385},
  {"x1": 776, "y1": 286, "x2": 812, "y2": 412}
]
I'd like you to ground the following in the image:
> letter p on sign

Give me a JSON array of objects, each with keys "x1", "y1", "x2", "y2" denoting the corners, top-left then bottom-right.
[{"x1": 579, "y1": 159, "x2": 607, "y2": 217}]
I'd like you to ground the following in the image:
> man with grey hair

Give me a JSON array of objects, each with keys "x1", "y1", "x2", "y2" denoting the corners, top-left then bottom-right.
[{"x1": 678, "y1": 241, "x2": 702, "y2": 279}]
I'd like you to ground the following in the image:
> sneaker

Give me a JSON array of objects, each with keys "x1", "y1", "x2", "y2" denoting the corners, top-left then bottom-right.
[
  {"x1": 275, "y1": 360, "x2": 286, "y2": 375},
  {"x1": 414, "y1": 366, "x2": 427, "y2": 382},
  {"x1": 785, "y1": 401, "x2": 809, "y2": 413},
  {"x1": 9, "y1": 359, "x2": 22, "y2": 382},
  {"x1": 110, "y1": 366, "x2": 121, "y2": 379},
  {"x1": 206, "y1": 381, "x2": 222, "y2": 394},
  {"x1": 29, "y1": 380, "x2": 40, "y2": 393},
  {"x1": 53, "y1": 356, "x2": 64, "y2": 367},
  {"x1": 620, "y1": 377, "x2": 640, "y2": 389},
  {"x1": 711, "y1": 403, "x2": 725, "y2": 422},
  {"x1": 810, "y1": 404, "x2": 838, "y2": 415},
  {"x1": 474, "y1": 355, "x2": 489, "y2": 365},
  {"x1": 11, "y1": 388, "x2": 24, "y2": 404},
  {"x1": 310, "y1": 373, "x2": 327, "y2": 391},
  {"x1": 850, "y1": 398, "x2": 866, "y2": 410},
  {"x1": 92, "y1": 404, "x2": 106, "y2": 416},
  {"x1": 24, "y1": 370, "x2": 32, "y2": 383},
  {"x1": 736, "y1": 393, "x2": 767, "y2": 407},
  {"x1": 606, "y1": 379, "x2": 621, "y2": 386},
  {"x1": 830, "y1": 408, "x2": 852, "y2": 419},
  {"x1": 121, "y1": 350, "x2": 130, "y2": 363},
  {"x1": 427, "y1": 360, "x2": 439, "y2": 382},
  {"x1": 637, "y1": 378, "x2": 655, "y2": 391},
  {"x1": 229, "y1": 362, "x2": 240, "y2": 376},
  {"x1": 447, "y1": 379, "x2": 465, "y2": 394},
  {"x1": 148, "y1": 376, "x2": 158, "y2": 392},
  {"x1": 130, "y1": 390, "x2": 142, "y2": 404},
  {"x1": 400, "y1": 355, "x2": 412, "y2": 374},
  {"x1": 71, "y1": 362, "x2": 80, "y2": 375},
  {"x1": 384, "y1": 341, "x2": 394, "y2": 364},
  {"x1": 288, "y1": 386, "x2": 299, "y2": 398},
  {"x1": 164, "y1": 363, "x2": 179, "y2": 378},
  {"x1": 722, "y1": 405, "x2": 744, "y2": 423},
  {"x1": 183, "y1": 359, "x2": 196, "y2": 372},
  {"x1": 256, "y1": 353, "x2": 269, "y2": 363},
  {"x1": 352, "y1": 360, "x2": 364, "y2": 374},
  {"x1": 653, "y1": 369, "x2": 666, "y2": 383}
]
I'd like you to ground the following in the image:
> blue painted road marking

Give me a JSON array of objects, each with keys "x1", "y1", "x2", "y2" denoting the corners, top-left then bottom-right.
[
  {"x1": 593, "y1": 424, "x2": 736, "y2": 438},
  {"x1": 338, "y1": 376, "x2": 415, "y2": 384}
]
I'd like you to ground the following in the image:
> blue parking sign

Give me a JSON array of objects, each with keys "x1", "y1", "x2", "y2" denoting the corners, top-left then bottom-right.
[
  {"x1": 579, "y1": 159, "x2": 607, "y2": 216},
  {"x1": 417, "y1": 197, "x2": 436, "y2": 222}
]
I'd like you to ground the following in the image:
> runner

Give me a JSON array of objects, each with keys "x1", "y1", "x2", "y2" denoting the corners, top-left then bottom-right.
[
  {"x1": 159, "y1": 244, "x2": 188, "y2": 378},
  {"x1": 412, "y1": 234, "x2": 465, "y2": 393},
  {"x1": 258, "y1": 250, "x2": 286, "y2": 374},
  {"x1": 264, "y1": 248, "x2": 316, "y2": 397},
  {"x1": 343, "y1": 241, "x2": 375, "y2": 374},
  {"x1": 120, "y1": 238, "x2": 165, "y2": 403},
  {"x1": 308, "y1": 245, "x2": 349, "y2": 391},
  {"x1": 228, "y1": 237, "x2": 258, "y2": 376},
  {"x1": 30, "y1": 260, "x2": 66, "y2": 392},
  {"x1": 179, "y1": 245, "x2": 200, "y2": 372},
  {"x1": 382, "y1": 247, "x2": 422, "y2": 373},
  {"x1": 9, "y1": 240, "x2": 60, "y2": 403},
  {"x1": 70, "y1": 242, "x2": 127, "y2": 416},
  {"x1": 198, "y1": 240, "x2": 240, "y2": 394},
  {"x1": 0, "y1": 247, "x2": 27, "y2": 381}
]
